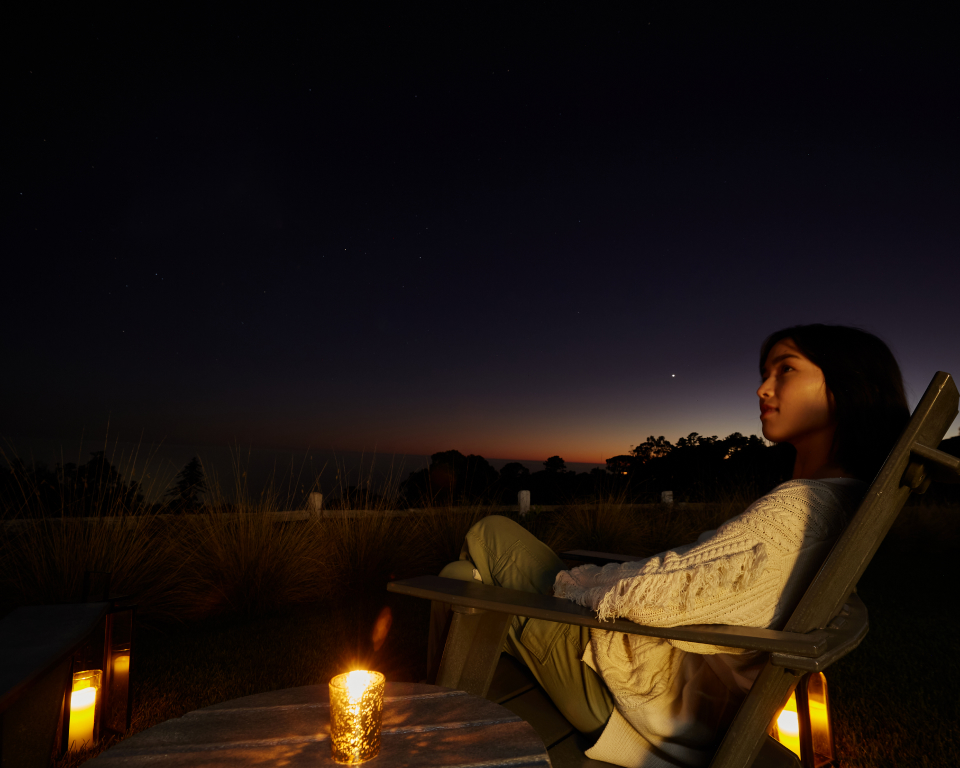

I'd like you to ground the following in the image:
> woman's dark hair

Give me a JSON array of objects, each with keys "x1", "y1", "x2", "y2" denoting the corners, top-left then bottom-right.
[{"x1": 760, "y1": 324, "x2": 910, "y2": 482}]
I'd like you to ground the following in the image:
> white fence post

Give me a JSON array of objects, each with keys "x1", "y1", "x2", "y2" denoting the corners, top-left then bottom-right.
[
  {"x1": 661, "y1": 490, "x2": 674, "y2": 505},
  {"x1": 518, "y1": 490, "x2": 530, "y2": 517},
  {"x1": 307, "y1": 492, "x2": 323, "y2": 514}
]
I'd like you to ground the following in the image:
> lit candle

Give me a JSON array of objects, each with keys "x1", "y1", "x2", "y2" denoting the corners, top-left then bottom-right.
[
  {"x1": 776, "y1": 693, "x2": 800, "y2": 757},
  {"x1": 809, "y1": 697, "x2": 828, "y2": 734},
  {"x1": 68, "y1": 686, "x2": 97, "y2": 751},
  {"x1": 113, "y1": 653, "x2": 130, "y2": 686},
  {"x1": 329, "y1": 670, "x2": 385, "y2": 764}
]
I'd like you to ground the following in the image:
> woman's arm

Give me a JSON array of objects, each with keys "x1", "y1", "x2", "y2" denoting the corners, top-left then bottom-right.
[{"x1": 552, "y1": 480, "x2": 856, "y2": 629}]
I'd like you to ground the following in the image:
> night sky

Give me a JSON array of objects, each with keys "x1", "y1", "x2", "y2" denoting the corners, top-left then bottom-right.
[{"x1": 5, "y1": 6, "x2": 959, "y2": 475}]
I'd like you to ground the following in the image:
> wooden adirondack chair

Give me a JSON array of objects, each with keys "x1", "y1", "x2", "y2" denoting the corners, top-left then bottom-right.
[{"x1": 388, "y1": 371, "x2": 960, "y2": 768}]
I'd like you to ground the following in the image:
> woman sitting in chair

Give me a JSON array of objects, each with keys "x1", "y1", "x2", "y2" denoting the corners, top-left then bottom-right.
[{"x1": 433, "y1": 324, "x2": 910, "y2": 768}]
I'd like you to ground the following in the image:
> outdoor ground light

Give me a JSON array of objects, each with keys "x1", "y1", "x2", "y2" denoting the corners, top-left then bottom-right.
[
  {"x1": 102, "y1": 603, "x2": 136, "y2": 735},
  {"x1": 67, "y1": 669, "x2": 102, "y2": 751},
  {"x1": 329, "y1": 670, "x2": 386, "y2": 764},
  {"x1": 770, "y1": 672, "x2": 836, "y2": 767},
  {"x1": 59, "y1": 571, "x2": 137, "y2": 755}
]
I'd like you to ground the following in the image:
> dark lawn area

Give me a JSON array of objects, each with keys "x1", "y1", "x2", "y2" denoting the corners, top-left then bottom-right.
[{"x1": 60, "y1": 505, "x2": 959, "y2": 768}]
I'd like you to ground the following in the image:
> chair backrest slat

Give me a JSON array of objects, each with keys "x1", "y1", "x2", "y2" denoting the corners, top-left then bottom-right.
[{"x1": 785, "y1": 371, "x2": 958, "y2": 635}]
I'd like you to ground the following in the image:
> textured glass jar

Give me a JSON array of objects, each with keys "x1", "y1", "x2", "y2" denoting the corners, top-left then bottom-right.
[{"x1": 329, "y1": 671, "x2": 385, "y2": 763}]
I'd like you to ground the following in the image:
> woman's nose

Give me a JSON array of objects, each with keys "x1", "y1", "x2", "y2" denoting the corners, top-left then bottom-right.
[{"x1": 757, "y1": 376, "x2": 773, "y2": 399}]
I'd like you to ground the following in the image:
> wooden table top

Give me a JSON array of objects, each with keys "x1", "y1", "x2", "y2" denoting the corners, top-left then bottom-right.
[{"x1": 87, "y1": 682, "x2": 552, "y2": 767}]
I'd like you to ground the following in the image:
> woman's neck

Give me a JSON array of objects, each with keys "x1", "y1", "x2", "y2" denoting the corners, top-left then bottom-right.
[
  {"x1": 793, "y1": 461, "x2": 855, "y2": 480},
  {"x1": 791, "y1": 431, "x2": 854, "y2": 480}
]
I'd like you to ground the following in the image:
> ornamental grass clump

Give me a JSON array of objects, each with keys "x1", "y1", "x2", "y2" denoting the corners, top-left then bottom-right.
[
  {"x1": 319, "y1": 464, "x2": 426, "y2": 599},
  {"x1": 413, "y1": 503, "x2": 493, "y2": 576},
  {"x1": 168, "y1": 465, "x2": 331, "y2": 620},
  {"x1": 544, "y1": 487, "x2": 764, "y2": 561},
  {"x1": 0, "y1": 444, "x2": 181, "y2": 616}
]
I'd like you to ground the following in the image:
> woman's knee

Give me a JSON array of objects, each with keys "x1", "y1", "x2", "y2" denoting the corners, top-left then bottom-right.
[
  {"x1": 438, "y1": 559, "x2": 477, "y2": 582},
  {"x1": 465, "y1": 514, "x2": 525, "y2": 549},
  {"x1": 462, "y1": 514, "x2": 564, "y2": 592}
]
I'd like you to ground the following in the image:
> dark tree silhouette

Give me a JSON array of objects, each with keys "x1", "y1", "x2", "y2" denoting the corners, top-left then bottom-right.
[
  {"x1": 166, "y1": 457, "x2": 207, "y2": 512},
  {"x1": 0, "y1": 451, "x2": 144, "y2": 517},
  {"x1": 605, "y1": 455, "x2": 635, "y2": 475},
  {"x1": 543, "y1": 456, "x2": 567, "y2": 473},
  {"x1": 499, "y1": 462, "x2": 531, "y2": 482},
  {"x1": 632, "y1": 436, "x2": 674, "y2": 463},
  {"x1": 399, "y1": 450, "x2": 499, "y2": 506}
]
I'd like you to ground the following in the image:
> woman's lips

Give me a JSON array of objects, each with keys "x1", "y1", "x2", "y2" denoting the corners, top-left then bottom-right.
[{"x1": 760, "y1": 405, "x2": 776, "y2": 418}]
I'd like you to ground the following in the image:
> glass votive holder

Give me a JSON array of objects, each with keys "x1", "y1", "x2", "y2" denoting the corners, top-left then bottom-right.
[
  {"x1": 68, "y1": 669, "x2": 102, "y2": 752},
  {"x1": 329, "y1": 670, "x2": 385, "y2": 764}
]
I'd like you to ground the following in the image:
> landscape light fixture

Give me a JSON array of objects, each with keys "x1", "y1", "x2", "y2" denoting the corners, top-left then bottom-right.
[
  {"x1": 770, "y1": 671, "x2": 837, "y2": 767},
  {"x1": 58, "y1": 572, "x2": 137, "y2": 755},
  {"x1": 103, "y1": 602, "x2": 136, "y2": 735},
  {"x1": 66, "y1": 669, "x2": 101, "y2": 751}
]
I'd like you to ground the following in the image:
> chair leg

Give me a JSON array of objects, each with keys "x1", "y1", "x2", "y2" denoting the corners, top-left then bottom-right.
[{"x1": 436, "y1": 606, "x2": 511, "y2": 698}]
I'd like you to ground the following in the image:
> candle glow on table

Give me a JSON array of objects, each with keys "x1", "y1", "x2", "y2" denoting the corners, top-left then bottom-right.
[
  {"x1": 329, "y1": 670, "x2": 385, "y2": 764},
  {"x1": 68, "y1": 670, "x2": 101, "y2": 752}
]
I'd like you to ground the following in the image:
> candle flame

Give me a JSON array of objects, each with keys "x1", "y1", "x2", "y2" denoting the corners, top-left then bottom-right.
[
  {"x1": 71, "y1": 686, "x2": 97, "y2": 709},
  {"x1": 345, "y1": 670, "x2": 375, "y2": 701},
  {"x1": 777, "y1": 708, "x2": 799, "y2": 737},
  {"x1": 775, "y1": 692, "x2": 800, "y2": 757}
]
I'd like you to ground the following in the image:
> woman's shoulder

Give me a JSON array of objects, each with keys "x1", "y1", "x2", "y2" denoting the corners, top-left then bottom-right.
[
  {"x1": 763, "y1": 478, "x2": 866, "y2": 509},
  {"x1": 719, "y1": 478, "x2": 866, "y2": 546}
]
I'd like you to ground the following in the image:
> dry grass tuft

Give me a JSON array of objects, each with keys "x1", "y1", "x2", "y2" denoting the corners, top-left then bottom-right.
[
  {"x1": 412, "y1": 505, "x2": 493, "y2": 575},
  {"x1": 540, "y1": 487, "x2": 760, "y2": 559},
  {"x1": 0, "y1": 515, "x2": 176, "y2": 614},
  {"x1": 0, "y1": 444, "x2": 180, "y2": 615}
]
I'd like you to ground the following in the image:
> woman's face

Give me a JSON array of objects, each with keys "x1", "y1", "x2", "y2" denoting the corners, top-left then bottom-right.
[{"x1": 757, "y1": 338, "x2": 836, "y2": 446}]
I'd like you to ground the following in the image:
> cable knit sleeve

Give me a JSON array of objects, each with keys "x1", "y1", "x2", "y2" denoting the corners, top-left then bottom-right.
[{"x1": 553, "y1": 480, "x2": 861, "y2": 629}]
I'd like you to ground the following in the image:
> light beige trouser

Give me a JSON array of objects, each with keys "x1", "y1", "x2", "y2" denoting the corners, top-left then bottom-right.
[{"x1": 429, "y1": 515, "x2": 614, "y2": 738}]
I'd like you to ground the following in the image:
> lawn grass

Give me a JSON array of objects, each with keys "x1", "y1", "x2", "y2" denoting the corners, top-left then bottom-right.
[{"x1": 12, "y1": 498, "x2": 958, "y2": 767}]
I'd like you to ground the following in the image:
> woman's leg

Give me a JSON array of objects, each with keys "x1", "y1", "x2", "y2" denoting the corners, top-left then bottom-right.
[{"x1": 431, "y1": 515, "x2": 614, "y2": 737}]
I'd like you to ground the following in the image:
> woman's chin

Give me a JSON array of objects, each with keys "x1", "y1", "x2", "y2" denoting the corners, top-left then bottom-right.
[{"x1": 761, "y1": 428, "x2": 785, "y2": 444}]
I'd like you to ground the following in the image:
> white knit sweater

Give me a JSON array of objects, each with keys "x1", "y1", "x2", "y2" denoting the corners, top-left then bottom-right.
[{"x1": 552, "y1": 479, "x2": 865, "y2": 768}]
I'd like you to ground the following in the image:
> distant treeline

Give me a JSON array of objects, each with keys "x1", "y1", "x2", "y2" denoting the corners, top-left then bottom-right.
[
  {"x1": 1, "y1": 451, "x2": 145, "y2": 518},
  {"x1": 396, "y1": 432, "x2": 960, "y2": 507},
  {"x1": 398, "y1": 434, "x2": 792, "y2": 507},
  {"x1": 0, "y1": 451, "x2": 206, "y2": 518},
  {"x1": 3, "y1": 433, "x2": 958, "y2": 516}
]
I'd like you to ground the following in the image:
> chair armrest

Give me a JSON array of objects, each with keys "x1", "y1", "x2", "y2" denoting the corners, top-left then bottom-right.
[
  {"x1": 559, "y1": 549, "x2": 645, "y2": 565},
  {"x1": 771, "y1": 592, "x2": 869, "y2": 672},
  {"x1": 912, "y1": 443, "x2": 960, "y2": 483},
  {"x1": 388, "y1": 575, "x2": 866, "y2": 663}
]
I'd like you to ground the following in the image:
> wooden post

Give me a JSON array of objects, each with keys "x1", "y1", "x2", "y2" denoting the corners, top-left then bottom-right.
[
  {"x1": 518, "y1": 490, "x2": 530, "y2": 517},
  {"x1": 307, "y1": 492, "x2": 323, "y2": 514},
  {"x1": 661, "y1": 490, "x2": 674, "y2": 505}
]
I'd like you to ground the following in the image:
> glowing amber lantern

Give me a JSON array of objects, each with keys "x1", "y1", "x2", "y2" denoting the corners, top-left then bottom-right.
[
  {"x1": 771, "y1": 672, "x2": 836, "y2": 767},
  {"x1": 59, "y1": 572, "x2": 138, "y2": 757},
  {"x1": 67, "y1": 670, "x2": 102, "y2": 752},
  {"x1": 329, "y1": 670, "x2": 386, "y2": 764},
  {"x1": 102, "y1": 604, "x2": 136, "y2": 735}
]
